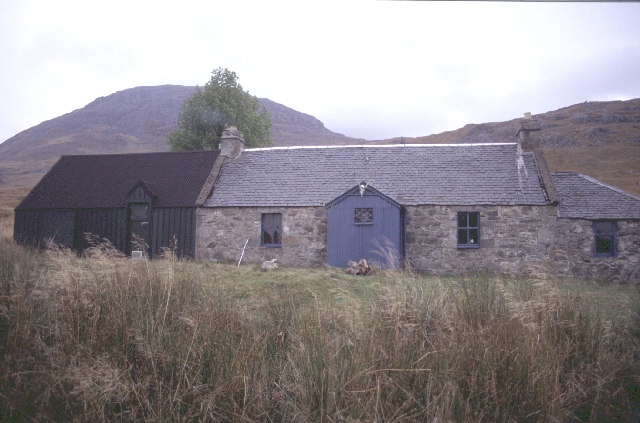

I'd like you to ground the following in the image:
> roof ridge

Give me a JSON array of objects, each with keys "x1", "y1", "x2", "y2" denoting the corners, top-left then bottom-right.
[
  {"x1": 60, "y1": 150, "x2": 217, "y2": 158},
  {"x1": 245, "y1": 143, "x2": 517, "y2": 152}
]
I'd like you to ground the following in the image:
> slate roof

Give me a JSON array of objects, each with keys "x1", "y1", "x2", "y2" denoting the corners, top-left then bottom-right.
[
  {"x1": 205, "y1": 144, "x2": 550, "y2": 207},
  {"x1": 552, "y1": 172, "x2": 640, "y2": 219},
  {"x1": 17, "y1": 150, "x2": 220, "y2": 209}
]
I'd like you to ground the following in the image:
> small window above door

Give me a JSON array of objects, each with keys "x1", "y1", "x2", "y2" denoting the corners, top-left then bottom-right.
[
  {"x1": 354, "y1": 208, "x2": 373, "y2": 224},
  {"x1": 129, "y1": 203, "x2": 149, "y2": 222}
]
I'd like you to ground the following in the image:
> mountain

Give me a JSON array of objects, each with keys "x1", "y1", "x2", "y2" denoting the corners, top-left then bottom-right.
[
  {"x1": 0, "y1": 85, "x2": 191, "y2": 206},
  {"x1": 1, "y1": 85, "x2": 639, "y2": 207},
  {"x1": 0, "y1": 85, "x2": 365, "y2": 206},
  {"x1": 259, "y1": 98, "x2": 363, "y2": 146}
]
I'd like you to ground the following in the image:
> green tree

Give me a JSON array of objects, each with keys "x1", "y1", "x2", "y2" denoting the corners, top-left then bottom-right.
[{"x1": 168, "y1": 68, "x2": 272, "y2": 151}]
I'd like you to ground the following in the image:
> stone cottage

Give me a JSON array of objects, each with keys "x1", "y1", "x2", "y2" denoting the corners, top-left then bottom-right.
[
  {"x1": 14, "y1": 124, "x2": 640, "y2": 282},
  {"x1": 195, "y1": 124, "x2": 640, "y2": 282}
]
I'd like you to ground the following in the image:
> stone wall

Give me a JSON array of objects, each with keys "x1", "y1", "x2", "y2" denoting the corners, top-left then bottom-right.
[
  {"x1": 553, "y1": 219, "x2": 640, "y2": 282},
  {"x1": 196, "y1": 205, "x2": 639, "y2": 282},
  {"x1": 405, "y1": 205, "x2": 639, "y2": 282},
  {"x1": 196, "y1": 207, "x2": 326, "y2": 266},
  {"x1": 404, "y1": 205, "x2": 560, "y2": 277}
]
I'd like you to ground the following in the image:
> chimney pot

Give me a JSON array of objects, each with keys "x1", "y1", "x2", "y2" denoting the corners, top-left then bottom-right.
[{"x1": 524, "y1": 112, "x2": 532, "y2": 120}]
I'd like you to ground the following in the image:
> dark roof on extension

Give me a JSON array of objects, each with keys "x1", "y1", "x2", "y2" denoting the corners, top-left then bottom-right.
[
  {"x1": 206, "y1": 144, "x2": 549, "y2": 207},
  {"x1": 552, "y1": 172, "x2": 640, "y2": 219},
  {"x1": 17, "y1": 150, "x2": 220, "y2": 209}
]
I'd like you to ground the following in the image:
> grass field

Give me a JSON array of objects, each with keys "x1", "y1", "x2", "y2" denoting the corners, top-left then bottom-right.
[{"x1": 1, "y1": 213, "x2": 639, "y2": 422}]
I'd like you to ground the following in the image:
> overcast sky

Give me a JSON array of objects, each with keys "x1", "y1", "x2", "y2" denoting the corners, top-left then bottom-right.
[{"x1": 1, "y1": 1, "x2": 639, "y2": 143}]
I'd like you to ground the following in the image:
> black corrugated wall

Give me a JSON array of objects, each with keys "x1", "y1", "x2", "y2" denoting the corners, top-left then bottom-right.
[
  {"x1": 75, "y1": 208, "x2": 127, "y2": 252},
  {"x1": 151, "y1": 208, "x2": 196, "y2": 258},
  {"x1": 14, "y1": 209, "x2": 75, "y2": 248},
  {"x1": 14, "y1": 207, "x2": 197, "y2": 259}
]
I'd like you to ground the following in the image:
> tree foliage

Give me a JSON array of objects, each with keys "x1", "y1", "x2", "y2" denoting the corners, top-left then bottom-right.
[{"x1": 168, "y1": 68, "x2": 272, "y2": 151}]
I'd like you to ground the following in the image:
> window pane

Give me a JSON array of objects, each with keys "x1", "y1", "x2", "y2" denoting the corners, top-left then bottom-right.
[
  {"x1": 594, "y1": 221, "x2": 613, "y2": 235},
  {"x1": 595, "y1": 236, "x2": 613, "y2": 254},
  {"x1": 262, "y1": 213, "x2": 282, "y2": 246},
  {"x1": 468, "y1": 229, "x2": 478, "y2": 245},
  {"x1": 263, "y1": 214, "x2": 272, "y2": 227},
  {"x1": 468, "y1": 212, "x2": 478, "y2": 228},
  {"x1": 354, "y1": 208, "x2": 373, "y2": 223},
  {"x1": 458, "y1": 229, "x2": 468, "y2": 244},
  {"x1": 130, "y1": 204, "x2": 148, "y2": 222},
  {"x1": 593, "y1": 221, "x2": 615, "y2": 257},
  {"x1": 457, "y1": 213, "x2": 467, "y2": 227}
]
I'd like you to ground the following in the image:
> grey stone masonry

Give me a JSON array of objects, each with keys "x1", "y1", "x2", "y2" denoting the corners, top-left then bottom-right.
[
  {"x1": 197, "y1": 203, "x2": 639, "y2": 282},
  {"x1": 405, "y1": 205, "x2": 639, "y2": 282},
  {"x1": 405, "y1": 205, "x2": 561, "y2": 277},
  {"x1": 219, "y1": 126, "x2": 245, "y2": 159},
  {"x1": 553, "y1": 219, "x2": 640, "y2": 282},
  {"x1": 196, "y1": 206, "x2": 327, "y2": 266}
]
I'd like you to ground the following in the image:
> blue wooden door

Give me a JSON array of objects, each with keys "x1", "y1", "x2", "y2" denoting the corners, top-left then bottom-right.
[{"x1": 327, "y1": 186, "x2": 403, "y2": 268}]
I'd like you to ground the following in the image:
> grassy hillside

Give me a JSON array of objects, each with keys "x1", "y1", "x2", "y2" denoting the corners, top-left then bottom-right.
[
  {"x1": 545, "y1": 144, "x2": 640, "y2": 197},
  {"x1": 1, "y1": 214, "x2": 638, "y2": 421}
]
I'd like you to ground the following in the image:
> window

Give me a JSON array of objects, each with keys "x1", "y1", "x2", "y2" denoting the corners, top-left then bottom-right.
[
  {"x1": 354, "y1": 208, "x2": 373, "y2": 224},
  {"x1": 129, "y1": 203, "x2": 149, "y2": 222},
  {"x1": 457, "y1": 212, "x2": 479, "y2": 248},
  {"x1": 261, "y1": 213, "x2": 282, "y2": 247},
  {"x1": 593, "y1": 221, "x2": 616, "y2": 257}
]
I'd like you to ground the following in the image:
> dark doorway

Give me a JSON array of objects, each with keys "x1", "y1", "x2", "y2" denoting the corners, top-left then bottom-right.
[{"x1": 128, "y1": 202, "x2": 151, "y2": 257}]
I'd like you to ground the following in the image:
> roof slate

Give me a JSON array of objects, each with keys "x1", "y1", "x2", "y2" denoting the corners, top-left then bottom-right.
[
  {"x1": 205, "y1": 144, "x2": 550, "y2": 207},
  {"x1": 552, "y1": 172, "x2": 640, "y2": 219},
  {"x1": 17, "y1": 150, "x2": 220, "y2": 209}
]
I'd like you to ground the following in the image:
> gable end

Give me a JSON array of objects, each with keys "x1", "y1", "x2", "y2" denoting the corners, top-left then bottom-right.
[
  {"x1": 126, "y1": 180, "x2": 157, "y2": 203},
  {"x1": 326, "y1": 184, "x2": 403, "y2": 209}
]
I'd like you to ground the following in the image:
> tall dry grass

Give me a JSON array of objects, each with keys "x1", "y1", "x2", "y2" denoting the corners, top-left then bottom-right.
[{"x1": 1, "y1": 217, "x2": 639, "y2": 421}]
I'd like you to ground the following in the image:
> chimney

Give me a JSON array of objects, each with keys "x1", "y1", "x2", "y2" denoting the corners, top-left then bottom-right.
[
  {"x1": 219, "y1": 126, "x2": 245, "y2": 159},
  {"x1": 516, "y1": 112, "x2": 540, "y2": 150},
  {"x1": 516, "y1": 113, "x2": 558, "y2": 204},
  {"x1": 195, "y1": 126, "x2": 245, "y2": 205}
]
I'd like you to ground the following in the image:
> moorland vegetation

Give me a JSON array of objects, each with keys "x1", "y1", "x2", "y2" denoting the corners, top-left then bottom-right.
[{"x1": 1, "y1": 209, "x2": 639, "y2": 421}]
